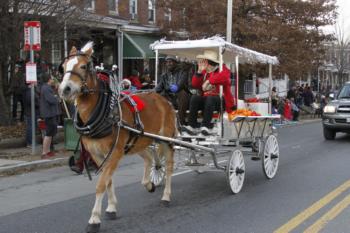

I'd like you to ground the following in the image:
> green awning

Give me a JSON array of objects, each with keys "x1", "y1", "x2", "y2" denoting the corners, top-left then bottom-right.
[{"x1": 123, "y1": 33, "x2": 159, "y2": 59}]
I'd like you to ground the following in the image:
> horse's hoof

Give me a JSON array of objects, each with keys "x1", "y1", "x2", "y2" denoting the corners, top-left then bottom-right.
[
  {"x1": 148, "y1": 182, "x2": 156, "y2": 193},
  {"x1": 105, "y1": 211, "x2": 117, "y2": 220},
  {"x1": 161, "y1": 200, "x2": 170, "y2": 207},
  {"x1": 86, "y1": 223, "x2": 100, "y2": 233}
]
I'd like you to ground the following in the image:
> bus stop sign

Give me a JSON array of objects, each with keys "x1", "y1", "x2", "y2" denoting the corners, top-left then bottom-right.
[{"x1": 24, "y1": 21, "x2": 41, "y2": 51}]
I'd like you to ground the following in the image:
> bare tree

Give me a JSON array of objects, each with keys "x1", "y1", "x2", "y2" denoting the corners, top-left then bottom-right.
[
  {"x1": 333, "y1": 20, "x2": 350, "y2": 86},
  {"x1": 0, "y1": 0, "x2": 85, "y2": 125}
]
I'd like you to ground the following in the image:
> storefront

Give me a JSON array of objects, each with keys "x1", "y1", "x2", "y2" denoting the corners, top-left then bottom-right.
[{"x1": 121, "y1": 25, "x2": 161, "y2": 80}]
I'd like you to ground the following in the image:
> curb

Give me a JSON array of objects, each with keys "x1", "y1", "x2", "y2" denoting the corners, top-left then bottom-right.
[
  {"x1": 274, "y1": 118, "x2": 321, "y2": 129},
  {"x1": 0, "y1": 132, "x2": 64, "y2": 149},
  {"x1": 0, "y1": 157, "x2": 69, "y2": 177}
]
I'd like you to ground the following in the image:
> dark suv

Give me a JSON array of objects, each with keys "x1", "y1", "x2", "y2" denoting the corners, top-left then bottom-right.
[{"x1": 322, "y1": 82, "x2": 350, "y2": 140}]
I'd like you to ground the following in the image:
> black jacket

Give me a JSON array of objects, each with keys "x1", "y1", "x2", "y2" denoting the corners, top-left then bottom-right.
[{"x1": 155, "y1": 68, "x2": 189, "y2": 97}]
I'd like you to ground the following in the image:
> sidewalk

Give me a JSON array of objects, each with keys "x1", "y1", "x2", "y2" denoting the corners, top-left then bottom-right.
[{"x1": 0, "y1": 117, "x2": 322, "y2": 177}]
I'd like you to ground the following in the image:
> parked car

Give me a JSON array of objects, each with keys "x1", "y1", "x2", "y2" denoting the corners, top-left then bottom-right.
[{"x1": 322, "y1": 82, "x2": 350, "y2": 140}]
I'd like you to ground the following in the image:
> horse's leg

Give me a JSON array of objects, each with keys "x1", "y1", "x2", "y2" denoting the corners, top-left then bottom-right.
[
  {"x1": 105, "y1": 178, "x2": 118, "y2": 220},
  {"x1": 160, "y1": 143, "x2": 174, "y2": 206},
  {"x1": 87, "y1": 159, "x2": 120, "y2": 233},
  {"x1": 139, "y1": 148, "x2": 156, "y2": 192}
]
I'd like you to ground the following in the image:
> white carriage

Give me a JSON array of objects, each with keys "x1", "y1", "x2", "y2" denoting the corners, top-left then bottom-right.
[{"x1": 126, "y1": 37, "x2": 280, "y2": 194}]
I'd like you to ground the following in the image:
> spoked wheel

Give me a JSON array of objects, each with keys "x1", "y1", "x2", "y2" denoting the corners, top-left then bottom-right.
[
  {"x1": 262, "y1": 134, "x2": 279, "y2": 179},
  {"x1": 149, "y1": 147, "x2": 166, "y2": 187},
  {"x1": 226, "y1": 149, "x2": 245, "y2": 194}
]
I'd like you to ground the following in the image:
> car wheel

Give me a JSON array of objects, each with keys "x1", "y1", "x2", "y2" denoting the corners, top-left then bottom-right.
[{"x1": 323, "y1": 127, "x2": 336, "y2": 140}]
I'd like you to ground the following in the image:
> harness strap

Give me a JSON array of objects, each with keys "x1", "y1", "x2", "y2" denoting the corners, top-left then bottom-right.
[
  {"x1": 123, "y1": 131, "x2": 140, "y2": 154},
  {"x1": 95, "y1": 123, "x2": 121, "y2": 175}
]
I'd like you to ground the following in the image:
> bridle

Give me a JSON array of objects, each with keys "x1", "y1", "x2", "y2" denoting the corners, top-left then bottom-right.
[{"x1": 59, "y1": 52, "x2": 96, "y2": 95}]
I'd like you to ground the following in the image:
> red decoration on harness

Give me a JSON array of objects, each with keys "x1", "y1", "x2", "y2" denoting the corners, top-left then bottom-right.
[
  {"x1": 97, "y1": 73, "x2": 109, "y2": 82},
  {"x1": 121, "y1": 91, "x2": 145, "y2": 112}
]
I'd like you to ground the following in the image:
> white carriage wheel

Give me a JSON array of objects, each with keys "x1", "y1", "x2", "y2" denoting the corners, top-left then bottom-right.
[
  {"x1": 150, "y1": 150, "x2": 166, "y2": 187},
  {"x1": 226, "y1": 149, "x2": 245, "y2": 194},
  {"x1": 262, "y1": 134, "x2": 279, "y2": 179}
]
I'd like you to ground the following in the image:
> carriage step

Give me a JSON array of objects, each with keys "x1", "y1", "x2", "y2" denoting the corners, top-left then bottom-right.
[{"x1": 251, "y1": 156, "x2": 261, "y2": 161}]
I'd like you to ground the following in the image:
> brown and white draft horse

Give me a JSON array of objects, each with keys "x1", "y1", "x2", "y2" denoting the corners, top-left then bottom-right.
[{"x1": 58, "y1": 42, "x2": 177, "y2": 233}]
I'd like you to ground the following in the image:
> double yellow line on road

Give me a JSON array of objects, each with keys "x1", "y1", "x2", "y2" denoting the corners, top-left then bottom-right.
[{"x1": 274, "y1": 179, "x2": 350, "y2": 233}]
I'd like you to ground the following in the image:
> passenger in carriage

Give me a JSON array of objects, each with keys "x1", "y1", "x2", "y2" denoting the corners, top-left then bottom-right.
[
  {"x1": 155, "y1": 55, "x2": 191, "y2": 125},
  {"x1": 183, "y1": 50, "x2": 235, "y2": 136}
]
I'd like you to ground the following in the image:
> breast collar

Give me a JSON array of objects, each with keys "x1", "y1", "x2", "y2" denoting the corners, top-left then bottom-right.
[{"x1": 74, "y1": 79, "x2": 115, "y2": 138}]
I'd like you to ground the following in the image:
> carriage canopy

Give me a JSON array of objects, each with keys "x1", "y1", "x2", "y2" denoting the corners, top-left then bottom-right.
[{"x1": 150, "y1": 36, "x2": 279, "y2": 65}]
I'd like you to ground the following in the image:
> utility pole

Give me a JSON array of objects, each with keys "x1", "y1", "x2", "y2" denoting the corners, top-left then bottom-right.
[{"x1": 226, "y1": 0, "x2": 233, "y2": 43}]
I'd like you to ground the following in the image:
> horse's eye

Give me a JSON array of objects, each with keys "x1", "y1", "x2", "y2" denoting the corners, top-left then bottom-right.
[{"x1": 80, "y1": 65, "x2": 87, "y2": 70}]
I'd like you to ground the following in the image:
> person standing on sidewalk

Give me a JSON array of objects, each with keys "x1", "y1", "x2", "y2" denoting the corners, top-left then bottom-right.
[
  {"x1": 9, "y1": 64, "x2": 26, "y2": 122},
  {"x1": 39, "y1": 73, "x2": 60, "y2": 158}
]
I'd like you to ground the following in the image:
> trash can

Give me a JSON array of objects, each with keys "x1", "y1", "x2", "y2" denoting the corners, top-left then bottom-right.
[{"x1": 64, "y1": 118, "x2": 80, "y2": 150}]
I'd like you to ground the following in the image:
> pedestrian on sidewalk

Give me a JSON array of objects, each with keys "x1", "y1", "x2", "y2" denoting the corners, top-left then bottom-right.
[
  {"x1": 39, "y1": 73, "x2": 60, "y2": 159},
  {"x1": 9, "y1": 64, "x2": 26, "y2": 122},
  {"x1": 290, "y1": 97, "x2": 300, "y2": 121},
  {"x1": 283, "y1": 98, "x2": 293, "y2": 121}
]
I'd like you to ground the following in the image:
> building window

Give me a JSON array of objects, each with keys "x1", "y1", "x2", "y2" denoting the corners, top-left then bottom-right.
[
  {"x1": 164, "y1": 7, "x2": 171, "y2": 22},
  {"x1": 51, "y1": 41, "x2": 61, "y2": 66},
  {"x1": 129, "y1": 0, "x2": 137, "y2": 19},
  {"x1": 108, "y1": 0, "x2": 119, "y2": 14},
  {"x1": 148, "y1": 0, "x2": 155, "y2": 23},
  {"x1": 85, "y1": 0, "x2": 95, "y2": 11}
]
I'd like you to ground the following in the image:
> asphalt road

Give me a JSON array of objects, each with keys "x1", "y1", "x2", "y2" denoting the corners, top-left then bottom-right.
[{"x1": 0, "y1": 121, "x2": 349, "y2": 233}]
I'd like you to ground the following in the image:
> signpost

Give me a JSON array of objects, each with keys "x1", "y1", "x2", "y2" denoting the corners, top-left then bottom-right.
[{"x1": 24, "y1": 21, "x2": 41, "y2": 154}]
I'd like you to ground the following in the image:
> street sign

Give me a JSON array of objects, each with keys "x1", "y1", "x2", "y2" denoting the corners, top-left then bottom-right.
[
  {"x1": 26, "y1": 62, "x2": 37, "y2": 83},
  {"x1": 24, "y1": 21, "x2": 41, "y2": 51}
]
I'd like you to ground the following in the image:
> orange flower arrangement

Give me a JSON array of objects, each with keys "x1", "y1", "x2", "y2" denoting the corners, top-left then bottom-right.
[{"x1": 228, "y1": 108, "x2": 261, "y2": 121}]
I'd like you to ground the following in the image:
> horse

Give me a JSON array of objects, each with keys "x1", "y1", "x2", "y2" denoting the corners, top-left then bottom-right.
[{"x1": 58, "y1": 42, "x2": 177, "y2": 233}]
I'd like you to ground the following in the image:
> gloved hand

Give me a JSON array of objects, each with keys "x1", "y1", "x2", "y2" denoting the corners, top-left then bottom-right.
[{"x1": 170, "y1": 84, "x2": 179, "y2": 93}]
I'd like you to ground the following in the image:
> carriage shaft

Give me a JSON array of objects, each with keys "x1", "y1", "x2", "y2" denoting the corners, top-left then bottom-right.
[{"x1": 121, "y1": 125, "x2": 225, "y2": 170}]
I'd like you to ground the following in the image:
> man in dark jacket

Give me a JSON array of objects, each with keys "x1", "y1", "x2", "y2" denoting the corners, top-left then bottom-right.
[
  {"x1": 155, "y1": 55, "x2": 190, "y2": 125},
  {"x1": 9, "y1": 64, "x2": 26, "y2": 121},
  {"x1": 302, "y1": 86, "x2": 314, "y2": 107},
  {"x1": 40, "y1": 73, "x2": 60, "y2": 158}
]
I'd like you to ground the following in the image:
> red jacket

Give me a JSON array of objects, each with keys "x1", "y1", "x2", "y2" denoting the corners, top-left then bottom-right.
[
  {"x1": 284, "y1": 102, "x2": 292, "y2": 120},
  {"x1": 192, "y1": 64, "x2": 235, "y2": 113}
]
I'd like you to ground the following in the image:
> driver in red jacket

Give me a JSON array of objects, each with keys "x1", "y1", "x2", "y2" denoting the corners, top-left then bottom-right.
[{"x1": 183, "y1": 50, "x2": 235, "y2": 135}]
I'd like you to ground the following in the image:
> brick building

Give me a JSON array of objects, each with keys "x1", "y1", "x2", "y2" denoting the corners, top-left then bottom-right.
[{"x1": 55, "y1": 0, "x2": 179, "y2": 79}]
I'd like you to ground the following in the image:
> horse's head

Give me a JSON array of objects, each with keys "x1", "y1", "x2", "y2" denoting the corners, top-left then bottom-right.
[{"x1": 58, "y1": 42, "x2": 95, "y2": 101}]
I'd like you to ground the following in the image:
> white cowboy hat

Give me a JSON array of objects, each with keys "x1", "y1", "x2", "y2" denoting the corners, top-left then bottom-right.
[{"x1": 196, "y1": 50, "x2": 220, "y2": 64}]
